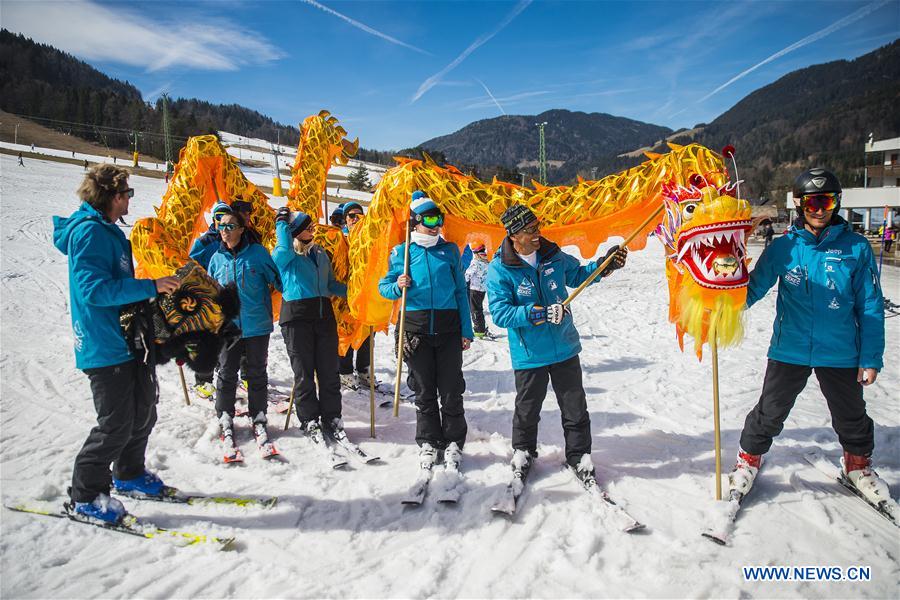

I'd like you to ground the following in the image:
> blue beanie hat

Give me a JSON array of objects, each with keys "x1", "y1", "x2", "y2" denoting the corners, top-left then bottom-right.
[
  {"x1": 410, "y1": 191, "x2": 439, "y2": 217},
  {"x1": 289, "y1": 211, "x2": 313, "y2": 237},
  {"x1": 331, "y1": 204, "x2": 344, "y2": 219},
  {"x1": 212, "y1": 201, "x2": 233, "y2": 221},
  {"x1": 342, "y1": 201, "x2": 364, "y2": 215}
]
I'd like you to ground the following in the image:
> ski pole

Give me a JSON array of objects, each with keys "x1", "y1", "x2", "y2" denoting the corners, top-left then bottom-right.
[
  {"x1": 177, "y1": 362, "x2": 191, "y2": 406},
  {"x1": 283, "y1": 388, "x2": 295, "y2": 432},
  {"x1": 562, "y1": 202, "x2": 665, "y2": 307},
  {"x1": 393, "y1": 217, "x2": 412, "y2": 418},
  {"x1": 369, "y1": 326, "x2": 376, "y2": 438},
  {"x1": 710, "y1": 314, "x2": 722, "y2": 501}
]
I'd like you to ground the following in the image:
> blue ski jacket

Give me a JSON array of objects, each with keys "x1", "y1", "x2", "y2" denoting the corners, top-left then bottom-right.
[
  {"x1": 747, "y1": 217, "x2": 884, "y2": 370},
  {"x1": 378, "y1": 238, "x2": 474, "y2": 339},
  {"x1": 486, "y1": 237, "x2": 603, "y2": 370},
  {"x1": 207, "y1": 237, "x2": 281, "y2": 338},
  {"x1": 53, "y1": 202, "x2": 157, "y2": 369},
  {"x1": 272, "y1": 221, "x2": 346, "y2": 319},
  {"x1": 188, "y1": 225, "x2": 221, "y2": 270}
]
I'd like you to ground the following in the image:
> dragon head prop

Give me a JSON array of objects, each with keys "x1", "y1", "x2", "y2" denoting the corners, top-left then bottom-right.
[
  {"x1": 121, "y1": 261, "x2": 241, "y2": 372},
  {"x1": 655, "y1": 179, "x2": 753, "y2": 358}
]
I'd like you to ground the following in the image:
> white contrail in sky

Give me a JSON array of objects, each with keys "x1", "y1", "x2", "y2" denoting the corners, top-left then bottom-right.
[
  {"x1": 302, "y1": 0, "x2": 430, "y2": 55},
  {"x1": 476, "y1": 79, "x2": 506, "y2": 115},
  {"x1": 699, "y1": 0, "x2": 889, "y2": 102},
  {"x1": 412, "y1": 0, "x2": 532, "y2": 102}
]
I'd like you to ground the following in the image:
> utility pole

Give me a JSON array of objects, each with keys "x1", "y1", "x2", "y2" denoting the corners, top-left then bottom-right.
[
  {"x1": 14, "y1": 123, "x2": 19, "y2": 145},
  {"x1": 131, "y1": 130, "x2": 140, "y2": 167},
  {"x1": 161, "y1": 93, "x2": 174, "y2": 176},
  {"x1": 535, "y1": 121, "x2": 548, "y2": 185}
]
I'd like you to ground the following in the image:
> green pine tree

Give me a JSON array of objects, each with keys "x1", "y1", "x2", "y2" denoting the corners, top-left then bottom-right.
[{"x1": 347, "y1": 163, "x2": 371, "y2": 191}]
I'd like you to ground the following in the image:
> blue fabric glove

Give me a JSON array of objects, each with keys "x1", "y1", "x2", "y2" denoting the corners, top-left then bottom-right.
[{"x1": 527, "y1": 305, "x2": 547, "y2": 325}]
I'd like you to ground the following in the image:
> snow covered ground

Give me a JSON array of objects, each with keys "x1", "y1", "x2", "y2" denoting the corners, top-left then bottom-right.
[{"x1": 1, "y1": 153, "x2": 898, "y2": 599}]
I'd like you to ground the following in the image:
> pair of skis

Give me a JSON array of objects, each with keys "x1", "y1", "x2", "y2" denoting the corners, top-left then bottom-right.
[
  {"x1": 302, "y1": 421, "x2": 380, "y2": 470},
  {"x1": 489, "y1": 464, "x2": 645, "y2": 533},
  {"x1": 401, "y1": 459, "x2": 463, "y2": 505},
  {"x1": 702, "y1": 451, "x2": 898, "y2": 545},
  {"x1": 6, "y1": 487, "x2": 278, "y2": 550}
]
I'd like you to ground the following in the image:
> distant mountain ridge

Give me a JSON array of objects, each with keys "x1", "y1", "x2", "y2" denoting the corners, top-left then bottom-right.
[
  {"x1": 421, "y1": 40, "x2": 899, "y2": 196},
  {"x1": 0, "y1": 29, "x2": 301, "y2": 161},
  {"x1": 420, "y1": 109, "x2": 672, "y2": 184}
]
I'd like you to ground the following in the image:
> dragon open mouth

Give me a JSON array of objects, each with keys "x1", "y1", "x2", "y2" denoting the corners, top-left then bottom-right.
[{"x1": 675, "y1": 220, "x2": 752, "y2": 289}]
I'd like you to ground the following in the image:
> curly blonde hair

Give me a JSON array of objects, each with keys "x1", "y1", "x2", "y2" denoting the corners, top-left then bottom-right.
[{"x1": 77, "y1": 164, "x2": 130, "y2": 214}]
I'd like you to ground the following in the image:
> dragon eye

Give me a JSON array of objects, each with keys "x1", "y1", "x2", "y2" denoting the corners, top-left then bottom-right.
[{"x1": 681, "y1": 202, "x2": 699, "y2": 221}]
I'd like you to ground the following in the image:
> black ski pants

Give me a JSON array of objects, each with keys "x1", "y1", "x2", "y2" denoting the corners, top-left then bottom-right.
[
  {"x1": 468, "y1": 288, "x2": 486, "y2": 334},
  {"x1": 339, "y1": 335, "x2": 371, "y2": 375},
  {"x1": 282, "y1": 319, "x2": 342, "y2": 423},
  {"x1": 512, "y1": 354, "x2": 591, "y2": 467},
  {"x1": 70, "y1": 359, "x2": 158, "y2": 503},
  {"x1": 739, "y1": 359, "x2": 874, "y2": 456},
  {"x1": 215, "y1": 334, "x2": 270, "y2": 419},
  {"x1": 406, "y1": 331, "x2": 467, "y2": 449}
]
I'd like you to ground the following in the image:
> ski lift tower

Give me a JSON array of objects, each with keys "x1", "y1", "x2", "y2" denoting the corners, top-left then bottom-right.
[
  {"x1": 535, "y1": 121, "x2": 548, "y2": 185},
  {"x1": 161, "y1": 93, "x2": 174, "y2": 176}
]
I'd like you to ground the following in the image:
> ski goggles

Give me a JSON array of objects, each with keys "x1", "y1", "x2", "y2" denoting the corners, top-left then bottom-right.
[
  {"x1": 799, "y1": 192, "x2": 838, "y2": 213},
  {"x1": 420, "y1": 213, "x2": 444, "y2": 228},
  {"x1": 219, "y1": 222, "x2": 241, "y2": 232}
]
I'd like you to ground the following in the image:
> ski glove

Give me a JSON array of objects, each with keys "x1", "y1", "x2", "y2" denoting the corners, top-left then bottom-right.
[
  {"x1": 599, "y1": 245, "x2": 628, "y2": 277},
  {"x1": 527, "y1": 305, "x2": 547, "y2": 325},
  {"x1": 275, "y1": 207, "x2": 291, "y2": 224},
  {"x1": 546, "y1": 303, "x2": 568, "y2": 325}
]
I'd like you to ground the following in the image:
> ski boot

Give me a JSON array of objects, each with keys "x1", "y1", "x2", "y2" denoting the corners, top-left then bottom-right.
[
  {"x1": 444, "y1": 442, "x2": 462, "y2": 471},
  {"x1": 112, "y1": 470, "x2": 166, "y2": 498},
  {"x1": 339, "y1": 373, "x2": 359, "y2": 391},
  {"x1": 511, "y1": 449, "x2": 534, "y2": 481},
  {"x1": 354, "y1": 371, "x2": 376, "y2": 389},
  {"x1": 193, "y1": 381, "x2": 216, "y2": 400},
  {"x1": 728, "y1": 449, "x2": 762, "y2": 497},
  {"x1": 842, "y1": 451, "x2": 891, "y2": 505},
  {"x1": 73, "y1": 493, "x2": 126, "y2": 525},
  {"x1": 323, "y1": 417, "x2": 345, "y2": 437},
  {"x1": 251, "y1": 412, "x2": 270, "y2": 446},
  {"x1": 571, "y1": 454, "x2": 597, "y2": 489},
  {"x1": 419, "y1": 442, "x2": 439, "y2": 470}
]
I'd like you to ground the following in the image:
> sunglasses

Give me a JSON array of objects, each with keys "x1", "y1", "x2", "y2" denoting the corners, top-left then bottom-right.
[
  {"x1": 799, "y1": 193, "x2": 838, "y2": 213},
  {"x1": 519, "y1": 223, "x2": 540, "y2": 235},
  {"x1": 219, "y1": 222, "x2": 242, "y2": 232},
  {"x1": 119, "y1": 188, "x2": 135, "y2": 198},
  {"x1": 421, "y1": 214, "x2": 444, "y2": 228},
  {"x1": 345, "y1": 212, "x2": 363, "y2": 221}
]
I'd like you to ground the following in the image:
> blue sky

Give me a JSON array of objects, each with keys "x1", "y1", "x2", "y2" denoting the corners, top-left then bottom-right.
[{"x1": 4, "y1": 0, "x2": 898, "y2": 149}]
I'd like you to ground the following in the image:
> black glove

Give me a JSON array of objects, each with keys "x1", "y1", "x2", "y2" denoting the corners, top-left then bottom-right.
[
  {"x1": 599, "y1": 245, "x2": 628, "y2": 277},
  {"x1": 275, "y1": 207, "x2": 291, "y2": 224}
]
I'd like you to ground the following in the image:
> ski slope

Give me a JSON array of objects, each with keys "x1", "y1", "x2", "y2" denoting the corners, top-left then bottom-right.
[{"x1": 1, "y1": 153, "x2": 898, "y2": 599}]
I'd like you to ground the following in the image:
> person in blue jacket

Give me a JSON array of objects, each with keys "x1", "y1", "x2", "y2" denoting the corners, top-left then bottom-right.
[
  {"x1": 189, "y1": 201, "x2": 233, "y2": 270},
  {"x1": 53, "y1": 164, "x2": 180, "y2": 524},
  {"x1": 729, "y1": 168, "x2": 888, "y2": 506},
  {"x1": 337, "y1": 201, "x2": 373, "y2": 389},
  {"x1": 486, "y1": 204, "x2": 627, "y2": 484},
  {"x1": 273, "y1": 207, "x2": 348, "y2": 439},
  {"x1": 378, "y1": 192, "x2": 473, "y2": 470},
  {"x1": 206, "y1": 211, "x2": 281, "y2": 455},
  {"x1": 187, "y1": 201, "x2": 234, "y2": 398}
]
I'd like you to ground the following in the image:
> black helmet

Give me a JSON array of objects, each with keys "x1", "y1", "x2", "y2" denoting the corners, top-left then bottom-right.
[{"x1": 792, "y1": 168, "x2": 842, "y2": 199}]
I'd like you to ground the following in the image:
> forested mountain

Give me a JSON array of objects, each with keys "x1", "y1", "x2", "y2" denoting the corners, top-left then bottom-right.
[
  {"x1": 0, "y1": 30, "x2": 300, "y2": 161},
  {"x1": 420, "y1": 109, "x2": 672, "y2": 184}
]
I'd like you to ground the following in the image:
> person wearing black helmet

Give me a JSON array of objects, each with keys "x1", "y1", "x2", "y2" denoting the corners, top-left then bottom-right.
[{"x1": 728, "y1": 167, "x2": 888, "y2": 507}]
